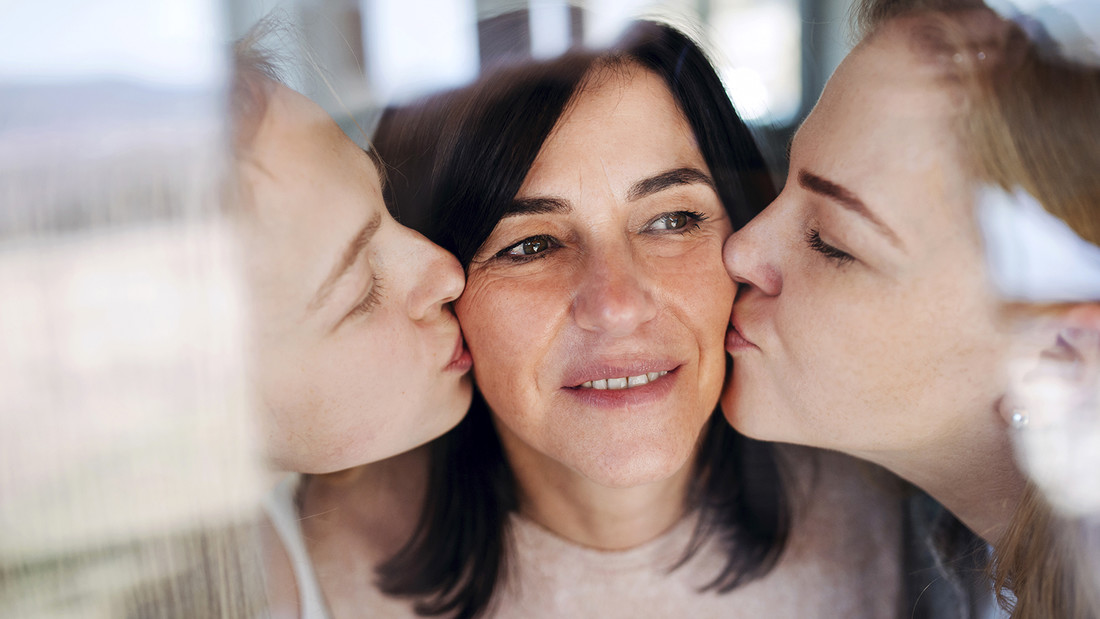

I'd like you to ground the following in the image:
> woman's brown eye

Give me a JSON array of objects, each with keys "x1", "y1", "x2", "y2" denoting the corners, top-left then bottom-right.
[
  {"x1": 520, "y1": 238, "x2": 548, "y2": 255},
  {"x1": 665, "y1": 213, "x2": 688, "y2": 229},
  {"x1": 496, "y1": 234, "x2": 558, "y2": 261},
  {"x1": 646, "y1": 210, "x2": 706, "y2": 232}
]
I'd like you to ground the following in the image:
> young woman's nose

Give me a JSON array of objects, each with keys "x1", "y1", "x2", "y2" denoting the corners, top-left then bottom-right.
[
  {"x1": 722, "y1": 209, "x2": 783, "y2": 297},
  {"x1": 404, "y1": 228, "x2": 465, "y2": 322},
  {"x1": 572, "y1": 249, "x2": 657, "y2": 337}
]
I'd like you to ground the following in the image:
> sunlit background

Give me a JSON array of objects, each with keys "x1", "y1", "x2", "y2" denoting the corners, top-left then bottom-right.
[{"x1": 224, "y1": 0, "x2": 859, "y2": 145}]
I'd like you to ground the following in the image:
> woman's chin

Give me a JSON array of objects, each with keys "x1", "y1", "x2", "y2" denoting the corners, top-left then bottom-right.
[
  {"x1": 569, "y1": 442, "x2": 695, "y2": 490},
  {"x1": 494, "y1": 390, "x2": 711, "y2": 490}
]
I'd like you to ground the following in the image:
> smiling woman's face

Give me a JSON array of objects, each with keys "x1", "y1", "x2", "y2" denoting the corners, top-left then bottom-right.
[
  {"x1": 720, "y1": 20, "x2": 1012, "y2": 456},
  {"x1": 238, "y1": 83, "x2": 472, "y2": 474},
  {"x1": 456, "y1": 65, "x2": 734, "y2": 488}
]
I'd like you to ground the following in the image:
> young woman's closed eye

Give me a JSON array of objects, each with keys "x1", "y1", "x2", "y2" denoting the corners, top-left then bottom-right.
[{"x1": 804, "y1": 227, "x2": 856, "y2": 266}]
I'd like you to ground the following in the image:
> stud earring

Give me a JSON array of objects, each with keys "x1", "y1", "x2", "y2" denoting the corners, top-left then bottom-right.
[{"x1": 1010, "y1": 408, "x2": 1030, "y2": 430}]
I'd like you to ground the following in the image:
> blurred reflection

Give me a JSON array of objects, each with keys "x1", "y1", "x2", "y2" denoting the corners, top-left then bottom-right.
[
  {"x1": 0, "y1": 1, "x2": 264, "y2": 617},
  {"x1": 708, "y1": 0, "x2": 802, "y2": 123},
  {"x1": 980, "y1": 187, "x2": 1100, "y2": 517}
]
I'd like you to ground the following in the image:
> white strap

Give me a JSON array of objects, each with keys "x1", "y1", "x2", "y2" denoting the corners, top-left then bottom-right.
[{"x1": 263, "y1": 475, "x2": 333, "y2": 619}]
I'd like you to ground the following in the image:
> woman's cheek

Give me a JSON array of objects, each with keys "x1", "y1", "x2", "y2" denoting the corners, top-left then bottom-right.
[
  {"x1": 655, "y1": 247, "x2": 736, "y2": 322},
  {"x1": 458, "y1": 273, "x2": 547, "y2": 366},
  {"x1": 455, "y1": 276, "x2": 501, "y2": 362}
]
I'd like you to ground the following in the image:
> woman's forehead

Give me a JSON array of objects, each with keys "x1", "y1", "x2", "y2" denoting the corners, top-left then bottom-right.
[
  {"x1": 561, "y1": 63, "x2": 675, "y2": 125},
  {"x1": 526, "y1": 66, "x2": 693, "y2": 173}
]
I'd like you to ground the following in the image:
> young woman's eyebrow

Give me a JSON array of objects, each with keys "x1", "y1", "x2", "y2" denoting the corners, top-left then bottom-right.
[
  {"x1": 627, "y1": 167, "x2": 714, "y2": 201},
  {"x1": 798, "y1": 169, "x2": 905, "y2": 250},
  {"x1": 309, "y1": 211, "x2": 383, "y2": 312}
]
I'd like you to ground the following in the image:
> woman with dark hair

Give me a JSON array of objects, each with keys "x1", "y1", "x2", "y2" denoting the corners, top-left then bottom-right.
[{"x1": 364, "y1": 20, "x2": 901, "y2": 619}]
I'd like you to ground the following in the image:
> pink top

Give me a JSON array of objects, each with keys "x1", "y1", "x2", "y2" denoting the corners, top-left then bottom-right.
[{"x1": 346, "y1": 448, "x2": 902, "y2": 618}]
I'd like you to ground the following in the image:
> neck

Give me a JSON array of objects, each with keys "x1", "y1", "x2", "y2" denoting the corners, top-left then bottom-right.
[
  {"x1": 297, "y1": 446, "x2": 429, "y2": 560},
  {"x1": 853, "y1": 414, "x2": 1025, "y2": 546},
  {"x1": 499, "y1": 426, "x2": 693, "y2": 551}
]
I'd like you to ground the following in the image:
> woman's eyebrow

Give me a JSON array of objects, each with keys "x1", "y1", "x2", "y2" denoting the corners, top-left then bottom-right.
[
  {"x1": 309, "y1": 211, "x2": 383, "y2": 312},
  {"x1": 502, "y1": 166, "x2": 713, "y2": 219},
  {"x1": 798, "y1": 169, "x2": 904, "y2": 250},
  {"x1": 627, "y1": 167, "x2": 714, "y2": 201},
  {"x1": 503, "y1": 196, "x2": 571, "y2": 219}
]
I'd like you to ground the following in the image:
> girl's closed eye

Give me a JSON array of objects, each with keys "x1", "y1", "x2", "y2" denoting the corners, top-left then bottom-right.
[
  {"x1": 348, "y1": 273, "x2": 384, "y2": 319},
  {"x1": 805, "y1": 228, "x2": 855, "y2": 266}
]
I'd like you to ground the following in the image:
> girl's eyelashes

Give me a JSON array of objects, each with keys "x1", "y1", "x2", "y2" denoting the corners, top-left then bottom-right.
[
  {"x1": 348, "y1": 273, "x2": 384, "y2": 319},
  {"x1": 644, "y1": 210, "x2": 709, "y2": 233},
  {"x1": 805, "y1": 228, "x2": 855, "y2": 266},
  {"x1": 493, "y1": 234, "x2": 559, "y2": 262}
]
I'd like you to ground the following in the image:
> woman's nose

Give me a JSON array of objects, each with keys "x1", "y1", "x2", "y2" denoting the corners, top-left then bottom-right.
[
  {"x1": 723, "y1": 211, "x2": 783, "y2": 297},
  {"x1": 405, "y1": 229, "x2": 465, "y2": 322},
  {"x1": 572, "y1": 250, "x2": 657, "y2": 337}
]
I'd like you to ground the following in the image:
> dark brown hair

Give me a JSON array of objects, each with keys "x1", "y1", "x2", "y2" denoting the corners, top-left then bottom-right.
[{"x1": 373, "y1": 20, "x2": 790, "y2": 619}]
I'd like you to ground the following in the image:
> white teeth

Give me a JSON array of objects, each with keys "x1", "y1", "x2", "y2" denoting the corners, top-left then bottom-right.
[
  {"x1": 607, "y1": 377, "x2": 628, "y2": 389},
  {"x1": 578, "y1": 370, "x2": 668, "y2": 390}
]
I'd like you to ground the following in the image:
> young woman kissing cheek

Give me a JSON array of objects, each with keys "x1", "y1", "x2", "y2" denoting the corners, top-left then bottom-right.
[
  {"x1": 455, "y1": 67, "x2": 735, "y2": 492},
  {"x1": 237, "y1": 81, "x2": 473, "y2": 475},
  {"x1": 719, "y1": 25, "x2": 1012, "y2": 471}
]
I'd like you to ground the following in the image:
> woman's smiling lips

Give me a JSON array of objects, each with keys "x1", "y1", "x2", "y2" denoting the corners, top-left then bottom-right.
[
  {"x1": 578, "y1": 370, "x2": 669, "y2": 390},
  {"x1": 562, "y1": 360, "x2": 681, "y2": 408}
]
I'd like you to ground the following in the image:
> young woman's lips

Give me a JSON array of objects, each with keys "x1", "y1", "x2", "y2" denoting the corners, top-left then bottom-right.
[
  {"x1": 725, "y1": 318, "x2": 756, "y2": 352},
  {"x1": 562, "y1": 361, "x2": 680, "y2": 409},
  {"x1": 444, "y1": 331, "x2": 473, "y2": 373}
]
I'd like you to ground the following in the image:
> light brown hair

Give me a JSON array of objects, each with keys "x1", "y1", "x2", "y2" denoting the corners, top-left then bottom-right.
[
  {"x1": 854, "y1": 2, "x2": 1100, "y2": 617},
  {"x1": 854, "y1": 0, "x2": 1100, "y2": 245}
]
